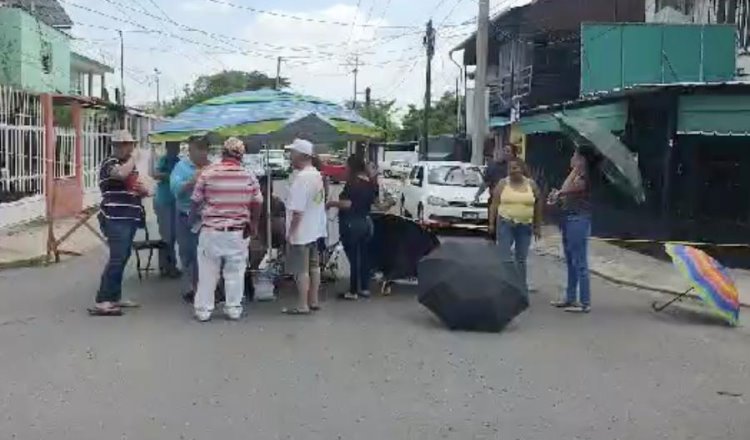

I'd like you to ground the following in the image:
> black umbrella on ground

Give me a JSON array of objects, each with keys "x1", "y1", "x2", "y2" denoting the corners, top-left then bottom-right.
[
  {"x1": 418, "y1": 241, "x2": 528, "y2": 332},
  {"x1": 370, "y1": 213, "x2": 440, "y2": 290}
]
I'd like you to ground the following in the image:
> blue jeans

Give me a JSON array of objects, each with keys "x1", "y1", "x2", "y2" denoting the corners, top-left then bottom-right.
[
  {"x1": 562, "y1": 214, "x2": 591, "y2": 306},
  {"x1": 154, "y1": 199, "x2": 178, "y2": 273},
  {"x1": 96, "y1": 218, "x2": 138, "y2": 303},
  {"x1": 175, "y1": 211, "x2": 199, "y2": 293},
  {"x1": 496, "y1": 219, "x2": 533, "y2": 291},
  {"x1": 341, "y1": 216, "x2": 372, "y2": 295}
]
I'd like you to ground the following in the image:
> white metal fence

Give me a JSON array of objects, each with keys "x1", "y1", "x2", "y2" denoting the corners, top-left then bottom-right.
[
  {"x1": 0, "y1": 85, "x2": 45, "y2": 203},
  {"x1": 82, "y1": 110, "x2": 112, "y2": 191},
  {"x1": 54, "y1": 126, "x2": 76, "y2": 179}
]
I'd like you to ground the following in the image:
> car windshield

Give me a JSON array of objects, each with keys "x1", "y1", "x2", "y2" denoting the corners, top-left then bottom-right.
[
  {"x1": 268, "y1": 151, "x2": 284, "y2": 159},
  {"x1": 428, "y1": 166, "x2": 483, "y2": 187}
]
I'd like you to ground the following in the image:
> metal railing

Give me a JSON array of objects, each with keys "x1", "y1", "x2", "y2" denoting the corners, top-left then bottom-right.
[{"x1": 0, "y1": 85, "x2": 45, "y2": 203}]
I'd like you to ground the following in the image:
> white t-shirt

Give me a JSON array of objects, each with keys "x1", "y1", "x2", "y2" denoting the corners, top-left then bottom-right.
[{"x1": 286, "y1": 165, "x2": 327, "y2": 245}]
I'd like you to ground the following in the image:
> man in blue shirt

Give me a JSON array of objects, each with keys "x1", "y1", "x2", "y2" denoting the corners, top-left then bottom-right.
[
  {"x1": 152, "y1": 142, "x2": 181, "y2": 278},
  {"x1": 171, "y1": 137, "x2": 210, "y2": 300}
]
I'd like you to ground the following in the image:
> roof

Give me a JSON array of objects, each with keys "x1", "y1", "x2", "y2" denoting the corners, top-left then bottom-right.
[
  {"x1": 451, "y1": 0, "x2": 646, "y2": 65},
  {"x1": 451, "y1": 1, "x2": 533, "y2": 61},
  {"x1": 6, "y1": 0, "x2": 73, "y2": 28},
  {"x1": 522, "y1": 82, "x2": 750, "y2": 117},
  {"x1": 71, "y1": 52, "x2": 114, "y2": 75},
  {"x1": 451, "y1": 0, "x2": 536, "y2": 52}
]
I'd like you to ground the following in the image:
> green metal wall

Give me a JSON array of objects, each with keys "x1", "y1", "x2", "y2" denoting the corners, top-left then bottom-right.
[
  {"x1": 0, "y1": 7, "x2": 71, "y2": 93},
  {"x1": 0, "y1": 8, "x2": 24, "y2": 88},
  {"x1": 678, "y1": 95, "x2": 750, "y2": 135},
  {"x1": 581, "y1": 23, "x2": 736, "y2": 96}
]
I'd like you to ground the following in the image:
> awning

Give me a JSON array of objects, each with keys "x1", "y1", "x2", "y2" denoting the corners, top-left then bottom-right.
[
  {"x1": 519, "y1": 101, "x2": 628, "y2": 135},
  {"x1": 489, "y1": 116, "x2": 511, "y2": 128},
  {"x1": 677, "y1": 95, "x2": 750, "y2": 136}
]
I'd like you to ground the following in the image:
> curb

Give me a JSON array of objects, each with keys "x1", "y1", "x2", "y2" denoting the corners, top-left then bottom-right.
[
  {"x1": 0, "y1": 255, "x2": 50, "y2": 271},
  {"x1": 535, "y1": 249, "x2": 749, "y2": 308}
]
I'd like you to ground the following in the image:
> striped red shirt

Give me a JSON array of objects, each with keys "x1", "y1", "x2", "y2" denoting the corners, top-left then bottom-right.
[{"x1": 192, "y1": 158, "x2": 263, "y2": 230}]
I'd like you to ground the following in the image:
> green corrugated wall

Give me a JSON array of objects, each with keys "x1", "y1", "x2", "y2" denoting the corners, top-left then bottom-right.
[{"x1": 581, "y1": 23, "x2": 736, "y2": 96}]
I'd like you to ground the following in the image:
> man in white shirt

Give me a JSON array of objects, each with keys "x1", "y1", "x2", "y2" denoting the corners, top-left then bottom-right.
[{"x1": 283, "y1": 139, "x2": 327, "y2": 315}]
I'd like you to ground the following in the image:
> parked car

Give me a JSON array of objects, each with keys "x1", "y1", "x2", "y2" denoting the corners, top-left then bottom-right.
[
  {"x1": 242, "y1": 154, "x2": 266, "y2": 179},
  {"x1": 261, "y1": 149, "x2": 290, "y2": 177},
  {"x1": 384, "y1": 160, "x2": 412, "y2": 179},
  {"x1": 400, "y1": 162, "x2": 489, "y2": 227},
  {"x1": 320, "y1": 157, "x2": 348, "y2": 183}
]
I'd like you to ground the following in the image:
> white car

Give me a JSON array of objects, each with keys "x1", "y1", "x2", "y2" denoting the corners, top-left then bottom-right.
[
  {"x1": 400, "y1": 161, "x2": 489, "y2": 228},
  {"x1": 384, "y1": 160, "x2": 412, "y2": 179},
  {"x1": 242, "y1": 154, "x2": 266, "y2": 178},
  {"x1": 262, "y1": 149, "x2": 290, "y2": 177}
]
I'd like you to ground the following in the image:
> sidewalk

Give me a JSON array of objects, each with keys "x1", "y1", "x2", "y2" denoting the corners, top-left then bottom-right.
[
  {"x1": 0, "y1": 214, "x2": 105, "y2": 268},
  {"x1": 534, "y1": 226, "x2": 750, "y2": 307},
  {"x1": 0, "y1": 200, "x2": 158, "y2": 269}
]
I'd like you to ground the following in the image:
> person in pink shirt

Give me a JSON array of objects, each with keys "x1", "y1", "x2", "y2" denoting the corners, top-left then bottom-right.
[{"x1": 191, "y1": 137, "x2": 263, "y2": 322}]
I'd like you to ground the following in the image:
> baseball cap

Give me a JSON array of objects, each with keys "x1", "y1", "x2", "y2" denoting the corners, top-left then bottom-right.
[{"x1": 287, "y1": 138, "x2": 314, "y2": 156}]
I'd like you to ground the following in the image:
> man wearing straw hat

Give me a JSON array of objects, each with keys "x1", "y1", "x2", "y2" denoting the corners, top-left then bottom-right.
[
  {"x1": 191, "y1": 137, "x2": 263, "y2": 322},
  {"x1": 89, "y1": 130, "x2": 147, "y2": 316}
]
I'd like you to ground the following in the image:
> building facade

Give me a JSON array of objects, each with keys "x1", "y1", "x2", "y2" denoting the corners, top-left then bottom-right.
[{"x1": 0, "y1": 4, "x2": 113, "y2": 97}]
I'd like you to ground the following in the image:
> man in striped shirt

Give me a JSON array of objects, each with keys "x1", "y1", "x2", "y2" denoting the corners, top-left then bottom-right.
[
  {"x1": 191, "y1": 137, "x2": 263, "y2": 322},
  {"x1": 90, "y1": 130, "x2": 147, "y2": 316}
]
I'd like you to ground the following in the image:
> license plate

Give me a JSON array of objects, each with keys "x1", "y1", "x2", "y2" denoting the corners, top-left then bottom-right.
[{"x1": 462, "y1": 211, "x2": 479, "y2": 220}]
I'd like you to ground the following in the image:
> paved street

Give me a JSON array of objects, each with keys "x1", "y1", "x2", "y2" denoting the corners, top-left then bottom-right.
[{"x1": 0, "y1": 230, "x2": 748, "y2": 439}]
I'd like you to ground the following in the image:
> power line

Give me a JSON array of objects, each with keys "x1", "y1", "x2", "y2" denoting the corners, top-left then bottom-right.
[
  {"x1": 202, "y1": 0, "x2": 420, "y2": 29},
  {"x1": 69, "y1": 0, "x2": 424, "y2": 58}
]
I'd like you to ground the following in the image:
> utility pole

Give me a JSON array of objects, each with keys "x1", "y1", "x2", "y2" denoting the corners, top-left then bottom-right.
[
  {"x1": 154, "y1": 68, "x2": 161, "y2": 108},
  {"x1": 118, "y1": 29, "x2": 125, "y2": 106},
  {"x1": 471, "y1": 0, "x2": 489, "y2": 165},
  {"x1": 275, "y1": 56, "x2": 282, "y2": 89},
  {"x1": 423, "y1": 19, "x2": 435, "y2": 161},
  {"x1": 352, "y1": 55, "x2": 359, "y2": 109}
]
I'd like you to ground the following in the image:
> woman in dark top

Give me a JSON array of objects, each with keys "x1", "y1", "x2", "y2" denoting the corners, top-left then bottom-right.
[
  {"x1": 548, "y1": 149, "x2": 592, "y2": 313},
  {"x1": 327, "y1": 155, "x2": 378, "y2": 300}
]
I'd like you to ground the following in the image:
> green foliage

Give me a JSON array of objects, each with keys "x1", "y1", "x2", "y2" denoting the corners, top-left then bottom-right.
[
  {"x1": 398, "y1": 91, "x2": 458, "y2": 141},
  {"x1": 356, "y1": 99, "x2": 399, "y2": 141},
  {"x1": 161, "y1": 70, "x2": 289, "y2": 116}
]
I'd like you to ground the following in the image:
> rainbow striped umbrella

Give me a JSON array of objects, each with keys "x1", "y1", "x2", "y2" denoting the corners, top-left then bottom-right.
[{"x1": 657, "y1": 243, "x2": 740, "y2": 326}]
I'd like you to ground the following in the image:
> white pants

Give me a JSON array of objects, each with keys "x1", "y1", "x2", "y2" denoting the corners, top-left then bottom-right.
[{"x1": 194, "y1": 228, "x2": 249, "y2": 315}]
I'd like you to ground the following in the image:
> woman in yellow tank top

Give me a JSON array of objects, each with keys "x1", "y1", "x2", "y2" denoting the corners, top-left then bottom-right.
[{"x1": 489, "y1": 158, "x2": 543, "y2": 292}]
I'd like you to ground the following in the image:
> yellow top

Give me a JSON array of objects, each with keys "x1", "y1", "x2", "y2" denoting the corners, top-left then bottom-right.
[{"x1": 497, "y1": 178, "x2": 535, "y2": 224}]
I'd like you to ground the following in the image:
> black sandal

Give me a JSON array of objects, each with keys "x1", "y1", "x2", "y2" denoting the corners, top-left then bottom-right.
[
  {"x1": 310, "y1": 305, "x2": 321, "y2": 311},
  {"x1": 282, "y1": 307, "x2": 311, "y2": 315},
  {"x1": 87, "y1": 307, "x2": 123, "y2": 316}
]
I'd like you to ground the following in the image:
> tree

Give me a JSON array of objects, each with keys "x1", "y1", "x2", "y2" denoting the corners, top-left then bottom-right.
[
  {"x1": 161, "y1": 70, "x2": 289, "y2": 116},
  {"x1": 357, "y1": 99, "x2": 400, "y2": 141},
  {"x1": 398, "y1": 91, "x2": 458, "y2": 141}
]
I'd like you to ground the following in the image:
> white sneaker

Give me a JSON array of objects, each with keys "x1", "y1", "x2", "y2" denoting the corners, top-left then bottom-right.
[
  {"x1": 224, "y1": 307, "x2": 242, "y2": 321},
  {"x1": 195, "y1": 310, "x2": 212, "y2": 322}
]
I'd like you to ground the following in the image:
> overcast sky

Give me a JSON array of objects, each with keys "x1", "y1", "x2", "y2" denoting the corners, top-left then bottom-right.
[{"x1": 63, "y1": 0, "x2": 529, "y2": 110}]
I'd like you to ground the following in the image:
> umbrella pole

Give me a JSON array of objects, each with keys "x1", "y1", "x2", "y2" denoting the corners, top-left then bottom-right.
[
  {"x1": 652, "y1": 287, "x2": 694, "y2": 312},
  {"x1": 265, "y1": 143, "x2": 272, "y2": 260}
]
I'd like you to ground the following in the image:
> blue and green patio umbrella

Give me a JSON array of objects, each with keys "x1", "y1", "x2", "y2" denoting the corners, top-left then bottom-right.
[{"x1": 148, "y1": 88, "x2": 381, "y2": 143}]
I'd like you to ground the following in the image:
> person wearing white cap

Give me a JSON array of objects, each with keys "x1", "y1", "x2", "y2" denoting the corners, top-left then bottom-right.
[
  {"x1": 89, "y1": 130, "x2": 147, "y2": 316},
  {"x1": 282, "y1": 138, "x2": 327, "y2": 315}
]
